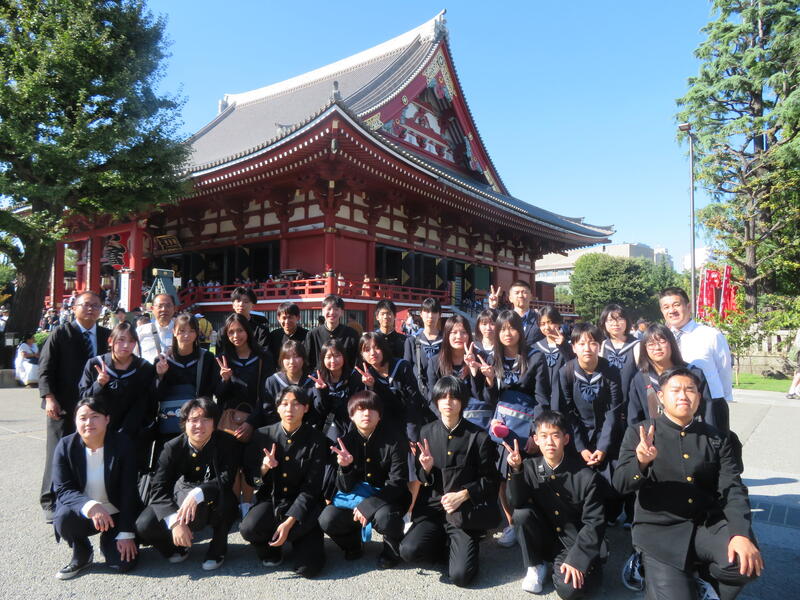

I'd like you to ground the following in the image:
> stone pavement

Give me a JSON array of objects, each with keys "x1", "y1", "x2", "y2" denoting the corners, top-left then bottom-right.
[{"x1": 0, "y1": 386, "x2": 797, "y2": 600}]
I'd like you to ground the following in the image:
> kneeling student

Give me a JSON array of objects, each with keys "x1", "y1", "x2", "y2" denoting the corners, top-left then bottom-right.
[
  {"x1": 52, "y1": 397, "x2": 139, "y2": 579},
  {"x1": 613, "y1": 366, "x2": 763, "y2": 600},
  {"x1": 135, "y1": 397, "x2": 239, "y2": 571},
  {"x1": 506, "y1": 410, "x2": 606, "y2": 598},
  {"x1": 399, "y1": 376, "x2": 500, "y2": 587},
  {"x1": 240, "y1": 385, "x2": 328, "y2": 577},
  {"x1": 319, "y1": 390, "x2": 410, "y2": 568}
]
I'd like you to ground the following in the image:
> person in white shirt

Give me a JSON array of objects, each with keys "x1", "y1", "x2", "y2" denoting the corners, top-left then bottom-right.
[
  {"x1": 136, "y1": 293, "x2": 176, "y2": 363},
  {"x1": 15, "y1": 332, "x2": 39, "y2": 386},
  {"x1": 659, "y1": 287, "x2": 733, "y2": 433},
  {"x1": 52, "y1": 397, "x2": 139, "y2": 579}
]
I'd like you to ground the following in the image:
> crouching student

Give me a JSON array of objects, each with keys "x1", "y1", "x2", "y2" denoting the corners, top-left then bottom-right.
[
  {"x1": 319, "y1": 390, "x2": 410, "y2": 568},
  {"x1": 613, "y1": 367, "x2": 763, "y2": 600},
  {"x1": 506, "y1": 410, "x2": 606, "y2": 597},
  {"x1": 135, "y1": 397, "x2": 239, "y2": 571},
  {"x1": 52, "y1": 397, "x2": 139, "y2": 579},
  {"x1": 399, "y1": 376, "x2": 500, "y2": 587},
  {"x1": 239, "y1": 385, "x2": 328, "y2": 577}
]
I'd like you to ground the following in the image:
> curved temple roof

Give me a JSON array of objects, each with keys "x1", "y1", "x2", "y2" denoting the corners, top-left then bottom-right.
[{"x1": 187, "y1": 11, "x2": 613, "y2": 243}]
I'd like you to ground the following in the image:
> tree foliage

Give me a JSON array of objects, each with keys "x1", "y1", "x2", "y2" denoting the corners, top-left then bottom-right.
[
  {"x1": 676, "y1": 0, "x2": 800, "y2": 310},
  {"x1": 570, "y1": 254, "x2": 681, "y2": 323},
  {"x1": 0, "y1": 0, "x2": 190, "y2": 332}
]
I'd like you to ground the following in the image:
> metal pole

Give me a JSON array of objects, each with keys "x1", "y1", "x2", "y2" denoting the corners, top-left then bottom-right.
[{"x1": 688, "y1": 133, "x2": 696, "y2": 319}]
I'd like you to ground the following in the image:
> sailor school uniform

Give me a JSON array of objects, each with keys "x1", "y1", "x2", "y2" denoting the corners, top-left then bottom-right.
[
  {"x1": 531, "y1": 338, "x2": 574, "y2": 399},
  {"x1": 252, "y1": 371, "x2": 314, "y2": 428},
  {"x1": 366, "y1": 358, "x2": 428, "y2": 442},
  {"x1": 215, "y1": 350, "x2": 276, "y2": 425},
  {"x1": 403, "y1": 330, "x2": 443, "y2": 397}
]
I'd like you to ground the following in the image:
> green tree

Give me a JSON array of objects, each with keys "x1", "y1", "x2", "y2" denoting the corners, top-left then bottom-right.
[
  {"x1": 0, "y1": 0, "x2": 189, "y2": 332},
  {"x1": 676, "y1": 0, "x2": 800, "y2": 311},
  {"x1": 571, "y1": 254, "x2": 651, "y2": 322}
]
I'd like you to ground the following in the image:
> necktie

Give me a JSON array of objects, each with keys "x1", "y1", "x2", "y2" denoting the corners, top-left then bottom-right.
[
  {"x1": 83, "y1": 330, "x2": 94, "y2": 358},
  {"x1": 674, "y1": 329, "x2": 684, "y2": 344}
]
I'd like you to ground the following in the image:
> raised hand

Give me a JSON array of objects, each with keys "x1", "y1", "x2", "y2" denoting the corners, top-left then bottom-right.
[
  {"x1": 216, "y1": 355, "x2": 232, "y2": 382},
  {"x1": 330, "y1": 437, "x2": 353, "y2": 467},
  {"x1": 94, "y1": 360, "x2": 110, "y2": 386},
  {"x1": 308, "y1": 370, "x2": 327, "y2": 390},
  {"x1": 488, "y1": 284, "x2": 502, "y2": 308},
  {"x1": 354, "y1": 362, "x2": 375, "y2": 387},
  {"x1": 503, "y1": 438, "x2": 522, "y2": 471},
  {"x1": 477, "y1": 353, "x2": 494, "y2": 381},
  {"x1": 155, "y1": 353, "x2": 169, "y2": 378},
  {"x1": 636, "y1": 424, "x2": 658, "y2": 467},
  {"x1": 417, "y1": 438, "x2": 434, "y2": 472},
  {"x1": 261, "y1": 443, "x2": 279, "y2": 473}
]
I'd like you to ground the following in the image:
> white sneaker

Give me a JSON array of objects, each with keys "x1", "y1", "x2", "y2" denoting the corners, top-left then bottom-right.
[
  {"x1": 201, "y1": 556, "x2": 225, "y2": 571},
  {"x1": 168, "y1": 548, "x2": 190, "y2": 563},
  {"x1": 497, "y1": 525, "x2": 517, "y2": 547},
  {"x1": 695, "y1": 576, "x2": 720, "y2": 600},
  {"x1": 521, "y1": 563, "x2": 547, "y2": 593}
]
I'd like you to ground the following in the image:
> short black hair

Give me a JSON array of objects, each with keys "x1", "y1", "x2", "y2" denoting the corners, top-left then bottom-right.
[
  {"x1": 277, "y1": 301, "x2": 300, "y2": 317},
  {"x1": 420, "y1": 297, "x2": 441, "y2": 313},
  {"x1": 347, "y1": 390, "x2": 383, "y2": 417},
  {"x1": 179, "y1": 396, "x2": 220, "y2": 428},
  {"x1": 599, "y1": 303, "x2": 631, "y2": 335},
  {"x1": 534, "y1": 410, "x2": 568, "y2": 435},
  {"x1": 75, "y1": 396, "x2": 110, "y2": 416},
  {"x1": 276, "y1": 384, "x2": 310, "y2": 406},
  {"x1": 570, "y1": 321, "x2": 604, "y2": 345},
  {"x1": 659, "y1": 287, "x2": 690, "y2": 304},
  {"x1": 509, "y1": 280, "x2": 532, "y2": 291},
  {"x1": 430, "y1": 375, "x2": 469, "y2": 409},
  {"x1": 359, "y1": 331, "x2": 393, "y2": 363},
  {"x1": 538, "y1": 305, "x2": 563, "y2": 325},
  {"x1": 322, "y1": 294, "x2": 344, "y2": 310},
  {"x1": 231, "y1": 286, "x2": 257, "y2": 304},
  {"x1": 375, "y1": 299, "x2": 397, "y2": 315},
  {"x1": 657, "y1": 366, "x2": 701, "y2": 389}
]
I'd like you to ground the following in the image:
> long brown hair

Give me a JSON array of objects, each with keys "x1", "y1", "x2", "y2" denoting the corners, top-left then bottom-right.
[
  {"x1": 438, "y1": 315, "x2": 474, "y2": 376},
  {"x1": 492, "y1": 310, "x2": 529, "y2": 380}
]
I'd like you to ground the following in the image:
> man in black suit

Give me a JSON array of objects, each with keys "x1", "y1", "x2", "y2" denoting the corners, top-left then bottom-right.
[
  {"x1": 39, "y1": 290, "x2": 110, "y2": 522},
  {"x1": 52, "y1": 397, "x2": 139, "y2": 579}
]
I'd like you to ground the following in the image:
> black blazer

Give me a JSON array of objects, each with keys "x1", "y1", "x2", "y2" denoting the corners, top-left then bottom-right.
[
  {"x1": 52, "y1": 431, "x2": 139, "y2": 534},
  {"x1": 39, "y1": 322, "x2": 110, "y2": 413}
]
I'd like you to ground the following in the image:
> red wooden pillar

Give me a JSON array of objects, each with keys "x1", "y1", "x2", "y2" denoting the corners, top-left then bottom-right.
[
  {"x1": 51, "y1": 242, "x2": 65, "y2": 307},
  {"x1": 128, "y1": 222, "x2": 144, "y2": 310},
  {"x1": 367, "y1": 240, "x2": 376, "y2": 277},
  {"x1": 88, "y1": 236, "x2": 102, "y2": 293}
]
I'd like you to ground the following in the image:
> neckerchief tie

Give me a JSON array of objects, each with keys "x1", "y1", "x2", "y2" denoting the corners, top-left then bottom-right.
[{"x1": 575, "y1": 370, "x2": 602, "y2": 403}]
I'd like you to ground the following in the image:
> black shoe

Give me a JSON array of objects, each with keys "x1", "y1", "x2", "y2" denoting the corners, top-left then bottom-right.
[
  {"x1": 43, "y1": 508, "x2": 54, "y2": 524},
  {"x1": 55, "y1": 552, "x2": 93, "y2": 580},
  {"x1": 261, "y1": 547, "x2": 283, "y2": 567},
  {"x1": 377, "y1": 551, "x2": 399, "y2": 569},
  {"x1": 344, "y1": 545, "x2": 364, "y2": 561}
]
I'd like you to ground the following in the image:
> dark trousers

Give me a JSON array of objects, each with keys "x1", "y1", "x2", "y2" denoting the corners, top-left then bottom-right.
[
  {"x1": 136, "y1": 498, "x2": 237, "y2": 560},
  {"x1": 399, "y1": 514, "x2": 481, "y2": 588},
  {"x1": 54, "y1": 509, "x2": 136, "y2": 571},
  {"x1": 642, "y1": 524, "x2": 757, "y2": 600},
  {"x1": 319, "y1": 503, "x2": 404, "y2": 558},
  {"x1": 239, "y1": 500, "x2": 325, "y2": 577},
  {"x1": 41, "y1": 415, "x2": 75, "y2": 510},
  {"x1": 515, "y1": 507, "x2": 602, "y2": 600}
]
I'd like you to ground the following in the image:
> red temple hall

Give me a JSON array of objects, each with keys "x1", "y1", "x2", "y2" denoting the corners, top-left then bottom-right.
[{"x1": 52, "y1": 12, "x2": 612, "y2": 326}]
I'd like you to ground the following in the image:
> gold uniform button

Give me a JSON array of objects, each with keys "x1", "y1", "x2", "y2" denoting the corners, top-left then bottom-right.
[
  {"x1": 554, "y1": 510, "x2": 559, "y2": 516},
  {"x1": 282, "y1": 472, "x2": 288, "y2": 478},
  {"x1": 550, "y1": 475, "x2": 556, "y2": 480},
  {"x1": 287, "y1": 439, "x2": 292, "y2": 444},
  {"x1": 283, "y1": 487, "x2": 288, "y2": 492},
  {"x1": 686, "y1": 476, "x2": 693, "y2": 482},
  {"x1": 680, "y1": 432, "x2": 686, "y2": 437},
  {"x1": 284, "y1": 456, "x2": 290, "y2": 461},
  {"x1": 447, "y1": 451, "x2": 453, "y2": 456},
  {"x1": 633, "y1": 475, "x2": 640, "y2": 480},
  {"x1": 366, "y1": 458, "x2": 371, "y2": 463},
  {"x1": 195, "y1": 466, "x2": 201, "y2": 471},
  {"x1": 192, "y1": 453, "x2": 197, "y2": 458},
  {"x1": 555, "y1": 527, "x2": 561, "y2": 532},
  {"x1": 683, "y1": 453, "x2": 689, "y2": 459},
  {"x1": 448, "y1": 435, "x2": 453, "y2": 440},
  {"x1": 688, "y1": 498, "x2": 693, "y2": 504},
  {"x1": 555, "y1": 492, "x2": 560, "y2": 497},
  {"x1": 367, "y1": 473, "x2": 372, "y2": 478}
]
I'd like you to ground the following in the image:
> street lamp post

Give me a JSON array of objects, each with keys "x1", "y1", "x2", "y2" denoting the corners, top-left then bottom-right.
[{"x1": 678, "y1": 122, "x2": 696, "y2": 318}]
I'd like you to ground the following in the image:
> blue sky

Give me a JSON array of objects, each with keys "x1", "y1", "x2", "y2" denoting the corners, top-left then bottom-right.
[{"x1": 146, "y1": 0, "x2": 716, "y2": 268}]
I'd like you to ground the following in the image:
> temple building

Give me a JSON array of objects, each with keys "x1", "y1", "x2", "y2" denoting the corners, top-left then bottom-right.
[{"x1": 51, "y1": 11, "x2": 612, "y2": 327}]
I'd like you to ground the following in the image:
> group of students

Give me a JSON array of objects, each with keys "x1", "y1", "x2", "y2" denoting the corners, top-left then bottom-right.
[{"x1": 40, "y1": 282, "x2": 763, "y2": 599}]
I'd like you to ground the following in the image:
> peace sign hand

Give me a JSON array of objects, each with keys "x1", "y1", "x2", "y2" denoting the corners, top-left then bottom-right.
[
  {"x1": 216, "y1": 356, "x2": 232, "y2": 382},
  {"x1": 309, "y1": 370, "x2": 327, "y2": 390},
  {"x1": 155, "y1": 353, "x2": 169, "y2": 377},
  {"x1": 261, "y1": 443, "x2": 279, "y2": 473},
  {"x1": 330, "y1": 437, "x2": 353, "y2": 467},
  {"x1": 417, "y1": 438, "x2": 434, "y2": 473},
  {"x1": 488, "y1": 284, "x2": 502, "y2": 308},
  {"x1": 636, "y1": 424, "x2": 658, "y2": 467},
  {"x1": 354, "y1": 362, "x2": 375, "y2": 387},
  {"x1": 94, "y1": 360, "x2": 110, "y2": 386},
  {"x1": 503, "y1": 438, "x2": 523, "y2": 471},
  {"x1": 477, "y1": 353, "x2": 494, "y2": 381},
  {"x1": 464, "y1": 342, "x2": 479, "y2": 375}
]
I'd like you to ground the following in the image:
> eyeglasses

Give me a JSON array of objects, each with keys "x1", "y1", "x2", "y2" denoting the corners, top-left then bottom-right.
[
  {"x1": 76, "y1": 303, "x2": 101, "y2": 310},
  {"x1": 645, "y1": 339, "x2": 669, "y2": 348}
]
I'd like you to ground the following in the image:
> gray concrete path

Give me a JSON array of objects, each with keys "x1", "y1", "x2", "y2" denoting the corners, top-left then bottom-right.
[{"x1": 0, "y1": 387, "x2": 796, "y2": 599}]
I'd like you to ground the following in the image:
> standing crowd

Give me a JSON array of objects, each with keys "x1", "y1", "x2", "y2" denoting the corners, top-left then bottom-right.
[{"x1": 36, "y1": 281, "x2": 763, "y2": 599}]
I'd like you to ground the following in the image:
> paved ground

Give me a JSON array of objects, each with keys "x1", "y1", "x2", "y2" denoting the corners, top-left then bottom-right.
[{"x1": 0, "y1": 386, "x2": 797, "y2": 600}]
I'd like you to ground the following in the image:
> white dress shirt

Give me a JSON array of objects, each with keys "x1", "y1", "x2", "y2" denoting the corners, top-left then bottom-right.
[
  {"x1": 80, "y1": 446, "x2": 135, "y2": 539},
  {"x1": 136, "y1": 320, "x2": 174, "y2": 363},
  {"x1": 672, "y1": 319, "x2": 733, "y2": 402}
]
